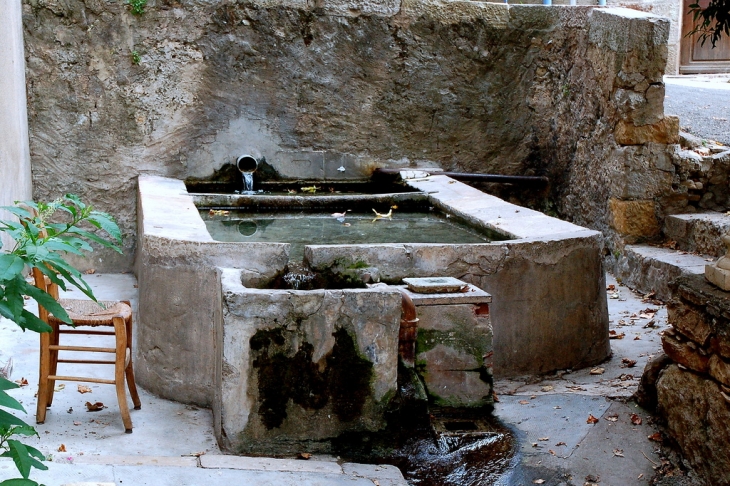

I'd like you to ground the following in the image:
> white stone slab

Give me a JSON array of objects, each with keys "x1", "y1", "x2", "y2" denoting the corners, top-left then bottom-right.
[{"x1": 200, "y1": 455, "x2": 344, "y2": 474}]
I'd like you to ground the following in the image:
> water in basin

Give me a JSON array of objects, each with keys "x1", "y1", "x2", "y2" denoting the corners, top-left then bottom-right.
[{"x1": 201, "y1": 209, "x2": 502, "y2": 261}]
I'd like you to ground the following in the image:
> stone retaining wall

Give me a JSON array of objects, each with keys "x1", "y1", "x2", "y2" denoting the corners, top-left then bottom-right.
[
  {"x1": 21, "y1": 0, "x2": 674, "y2": 271},
  {"x1": 647, "y1": 274, "x2": 730, "y2": 484}
]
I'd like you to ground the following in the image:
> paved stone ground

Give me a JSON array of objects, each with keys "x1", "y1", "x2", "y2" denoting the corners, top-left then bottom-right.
[
  {"x1": 0, "y1": 273, "x2": 668, "y2": 485},
  {"x1": 664, "y1": 74, "x2": 730, "y2": 146}
]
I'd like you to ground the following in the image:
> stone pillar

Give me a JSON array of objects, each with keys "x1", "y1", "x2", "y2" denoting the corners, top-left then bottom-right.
[
  {"x1": 401, "y1": 278, "x2": 494, "y2": 409},
  {"x1": 0, "y1": 0, "x2": 33, "y2": 249},
  {"x1": 705, "y1": 233, "x2": 730, "y2": 290}
]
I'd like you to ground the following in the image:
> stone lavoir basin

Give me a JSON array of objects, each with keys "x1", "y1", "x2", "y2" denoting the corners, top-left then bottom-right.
[{"x1": 135, "y1": 173, "x2": 609, "y2": 456}]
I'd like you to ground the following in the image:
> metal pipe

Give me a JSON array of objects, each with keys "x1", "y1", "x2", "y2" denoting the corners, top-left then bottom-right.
[{"x1": 373, "y1": 168, "x2": 549, "y2": 186}]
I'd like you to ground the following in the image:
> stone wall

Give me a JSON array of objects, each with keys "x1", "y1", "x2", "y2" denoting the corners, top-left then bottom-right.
[
  {"x1": 646, "y1": 274, "x2": 730, "y2": 484},
  {"x1": 0, "y1": 0, "x2": 33, "y2": 250},
  {"x1": 22, "y1": 0, "x2": 675, "y2": 271}
]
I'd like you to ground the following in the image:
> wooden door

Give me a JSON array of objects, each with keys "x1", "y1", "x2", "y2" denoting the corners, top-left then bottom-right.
[{"x1": 680, "y1": 0, "x2": 730, "y2": 73}]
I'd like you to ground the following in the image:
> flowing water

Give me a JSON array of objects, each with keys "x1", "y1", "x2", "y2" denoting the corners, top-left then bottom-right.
[{"x1": 241, "y1": 172, "x2": 254, "y2": 192}]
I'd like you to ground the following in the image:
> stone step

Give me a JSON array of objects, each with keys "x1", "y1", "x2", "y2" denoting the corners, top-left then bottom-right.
[
  {"x1": 614, "y1": 244, "x2": 711, "y2": 301},
  {"x1": 664, "y1": 211, "x2": 730, "y2": 258}
]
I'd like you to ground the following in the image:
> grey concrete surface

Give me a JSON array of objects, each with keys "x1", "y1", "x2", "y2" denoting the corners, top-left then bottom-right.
[
  {"x1": 493, "y1": 273, "x2": 666, "y2": 486},
  {"x1": 0, "y1": 0, "x2": 33, "y2": 250},
  {"x1": 665, "y1": 75, "x2": 730, "y2": 146},
  {"x1": 0, "y1": 272, "x2": 664, "y2": 485}
]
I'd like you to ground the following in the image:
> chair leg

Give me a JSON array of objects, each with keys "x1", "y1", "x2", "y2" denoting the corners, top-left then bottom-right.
[
  {"x1": 113, "y1": 316, "x2": 133, "y2": 433},
  {"x1": 124, "y1": 314, "x2": 141, "y2": 410},
  {"x1": 47, "y1": 326, "x2": 60, "y2": 407},
  {"x1": 36, "y1": 332, "x2": 51, "y2": 424}
]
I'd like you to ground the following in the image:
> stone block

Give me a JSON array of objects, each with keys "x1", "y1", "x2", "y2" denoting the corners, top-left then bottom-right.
[
  {"x1": 216, "y1": 270, "x2": 402, "y2": 454},
  {"x1": 661, "y1": 332, "x2": 709, "y2": 373},
  {"x1": 667, "y1": 300, "x2": 713, "y2": 346},
  {"x1": 708, "y1": 354, "x2": 730, "y2": 388},
  {"x1": 614, "y1": 116, "x2": 680, "y2": 145},
  {"x1": 608, "y1": 198, "x2": 660, "y2": 237},
  {"x1": 706, "y1": 263, "x2": 730, "y2": 291},
  {"x1": 419, "y1": 369, "x2": 492, "y2": 408},
  {"x1": 414, "y1": 302, "x2": 492, "y2": 408},
  {"x1": 656, "y1": 365, "x2": 730, "y2": 485}
]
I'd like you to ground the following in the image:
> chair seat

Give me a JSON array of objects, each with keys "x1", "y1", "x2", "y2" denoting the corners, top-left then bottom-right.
[{"x1": 48, "y1": 300, "x2": 132, "y2": 327}]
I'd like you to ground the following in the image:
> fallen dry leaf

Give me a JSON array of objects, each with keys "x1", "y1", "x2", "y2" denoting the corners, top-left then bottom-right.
[
  {"x1": 631, "y1": 413, "x2": 642, "y2": 425},
  {"x1": 606, "y1": 284, "x2": 616, "y2": 291},
  {"x1": 590, "y1": 367, "x2": 605, "y2": 375},
  {"x1": 541, "y1": 385, "x2": 554, "y2": 392},
  {"x1": 533, "y1": 480, "x2": 545, "y2": 484},
  {"x1": 613, "y1": 449, "x2": 624, "y2": 457},
  {"x1": 297, "y1": 452, "x2": 312, "y2": 460},
  {"x1": 606, "y1": 414, "x2": 618, "y2": 422},
  {"x1": 634, "y1": 335, "x2": 641, "y2": 340},
  {"x1": 58, "y1": 444, "x2": 66, "y2": 452},
  {"x1": 555, "y1": 441, "x2": 567, "y2": 446},
  {"x1": 549, "y1": 449, "x2": 556, "y2": 455},
  {"x1": 85, "y1": 401, "x2": 106, "y2": 412},
  {"x1": 648, "y1": 432, "x2": 662, "y2": 442},
  {"x1": 567, "y1": 385, "x2": 587, "y2": 391},
  {"x1": 518, "y1": 400, "x2": 530, "y2": 405},
  {"x1": 77, "y1": 385, "x2": 92, "y2": 394},
  {"x1": 73, "y1": 421, "x2": 81, "y2": 426},
  {"x1": 609, "y1": 330, "x2": 626, "y2": 340},
  {"x1": 181, "y1": 451, "x2": 206, "y2": 457},
  {"x1": 531, "y1": 442, "x2": 538, "y2": 447},
  {"x1": 54, "y1": 384, "x2": 65, "y2": 392},
  {"x1": 621, "y1": 358, "x2": 637, "y2": 368},
  {"x1": 586, "y1": 414, "x2": 599, "y2": 424},
  {"x1": 15, "y1": 377, "x2": 28, "y2": 387},
  {"x1": 538, "y1": 437, "x2": 549, "y2": 441},
  {"x1": 84, "y1": 269, "x2": 96, "y2": 275}
]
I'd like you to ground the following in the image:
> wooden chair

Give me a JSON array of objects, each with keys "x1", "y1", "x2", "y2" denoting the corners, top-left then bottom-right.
[{"x1": 33, "y1": 268, "x2": 141, "y2": 433}]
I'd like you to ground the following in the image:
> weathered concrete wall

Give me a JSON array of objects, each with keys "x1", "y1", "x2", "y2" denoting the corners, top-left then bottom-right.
[
  {"x1": 21, "y1": 1, "x2": 673, "y2": 271},
  {"x1": 307, "y1": 176, "x2": 611, "y2": 377},
  {"x1": 216, "y1": 268, "x2": 401, "y2": 454},
  {"x1": 0, "y1": 0, "x2": 33, "y2": 250},
  {"x1": 135, "y1": 176, "x2": 289, "y2": 405}
]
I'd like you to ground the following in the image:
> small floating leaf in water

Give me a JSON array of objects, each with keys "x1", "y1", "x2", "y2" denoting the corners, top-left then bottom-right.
[
  {"x1": 300, "y1": 185, "x2": 320, "y2": 193},
  {"x1": 372, "y1": 208, "x2": 393, "y2": 221},
  {"x1": 209, "y1": 209, "x2": 230, "y2": 216}
]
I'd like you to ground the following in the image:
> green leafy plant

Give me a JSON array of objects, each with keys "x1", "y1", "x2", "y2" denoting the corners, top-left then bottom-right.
[
  {"x1": 688, "y1": 0, "x2": 729, "y2": 48},
  {"x1": 131, "y1": 50, "x2": 141, "y2": 65},
  {"x1": 126, "y1": 0, "x2": 147, "y2": 15},
  {"x1": 0, "y1": 195, "x2": 122, "y2": 485}
]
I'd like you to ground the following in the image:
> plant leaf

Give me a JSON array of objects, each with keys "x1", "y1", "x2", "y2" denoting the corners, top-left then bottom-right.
[
  {"x1": 0, "y1": 389, "x2": 26, "y2": 412},
  {"x1": 0, "y1": 255, "x2": 24, "y2": 281},
  {"x1": 0, "y1": 410, "x2": 31, "y2": 429}
]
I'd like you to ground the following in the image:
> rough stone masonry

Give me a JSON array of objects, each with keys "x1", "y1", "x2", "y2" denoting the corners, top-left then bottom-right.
[{"x1": 22, "y1": 0, "x2": 676, "y2": 271}]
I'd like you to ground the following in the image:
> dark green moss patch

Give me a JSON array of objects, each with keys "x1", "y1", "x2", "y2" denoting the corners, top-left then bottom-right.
[{"x1": 250, "y1": 326, "x2": 374, "y2": 429}]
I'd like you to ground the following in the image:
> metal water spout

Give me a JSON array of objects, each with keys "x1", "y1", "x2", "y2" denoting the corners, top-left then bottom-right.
[{"x1": 237, "y1": 154, "x2": 258, "y2": 192}]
